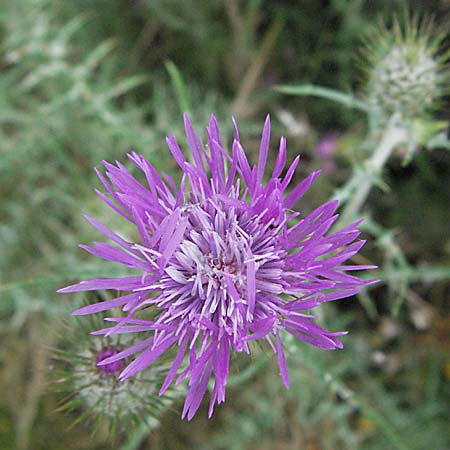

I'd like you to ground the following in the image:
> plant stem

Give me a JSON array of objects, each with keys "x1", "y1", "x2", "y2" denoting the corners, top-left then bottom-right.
[{"x1": 341, "y1": 117, "x2": 407, "y2": 224}]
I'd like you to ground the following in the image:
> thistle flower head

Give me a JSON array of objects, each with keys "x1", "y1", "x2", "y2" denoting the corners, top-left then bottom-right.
[
  {"x1": 59, "y1": 114, "x2": 376, "y2": 420},
  {"x1": 364, "y1": 15, "x2": 449, "y2": 120},
  {"x1": 53, "y1": 312, "x2": 176, "y2": 431}
]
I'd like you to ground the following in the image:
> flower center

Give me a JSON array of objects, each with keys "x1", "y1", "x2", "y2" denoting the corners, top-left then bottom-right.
[{"x1": 157, "y1": 198, "x2": 285, "y2": 341}]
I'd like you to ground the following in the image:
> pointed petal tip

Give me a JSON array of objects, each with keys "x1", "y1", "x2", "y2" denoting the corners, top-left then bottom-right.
[
  {"x1": 118, "y1": 370, "x2": 131, "y2": 381},
  {"x1": 57, "y1": 285, "x2": 78, "y2": 294},
  {"x1": 231, "y1": 116, "x2": 240, "y2": 141},
  {"x1": 183, "y1": 112, "x2": 194, "y2": 129},
  {"x1": 101, "y1": 159, "x2": 113, "y2": 168}
]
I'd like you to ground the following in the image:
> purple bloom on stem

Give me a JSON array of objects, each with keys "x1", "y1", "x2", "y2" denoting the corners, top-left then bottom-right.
[{"x1": 59, "y1": 114, "x2": 376, "y2": 420}]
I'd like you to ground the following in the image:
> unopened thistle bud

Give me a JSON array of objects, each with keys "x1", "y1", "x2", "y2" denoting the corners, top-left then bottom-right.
[
  {"x1": 53, "y1": 309, "x2": 179, "y2": 432},
  {"x1": 364, "y1": 16, "x2": 448, "y2": 121}
]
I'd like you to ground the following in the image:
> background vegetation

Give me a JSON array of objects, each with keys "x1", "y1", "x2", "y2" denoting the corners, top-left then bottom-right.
[{"x1": 0, "y1": 1, "x2": 448, "y2": 449}]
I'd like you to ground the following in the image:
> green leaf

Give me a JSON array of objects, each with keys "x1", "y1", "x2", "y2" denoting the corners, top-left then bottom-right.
[
  {"x1": 98, "y1": 75, "x2": 148, "y2": 103},
  {"x1": 275, "y1": 84, "x2": 370, "y2": 112},
  {"x1": 165, "y1": 60, "x2": 192, "y2": 117},
  {"x1": 82, "y1": 39, "x2": 117, "y2": 74}
]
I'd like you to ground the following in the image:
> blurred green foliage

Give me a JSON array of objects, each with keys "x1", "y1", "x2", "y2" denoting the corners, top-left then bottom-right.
[{"x1": 0, "y1": 1, "x2": 448, "y2": 449}]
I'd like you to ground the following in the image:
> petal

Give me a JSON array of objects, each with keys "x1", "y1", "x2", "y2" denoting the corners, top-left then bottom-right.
[
  {"x1": 275, "y1": 331, "x2": 290, "y2": 389},
  {"x1": 58, "y1": 276, "x2": 145, "y2": 293},
  {"x1": 119, "y1": 334, "x2": 177, "y2": 380},
  {"x1": 97, "y1": 336, "x2": 153, "y2": 365},
  {"x1": 72, "y1": 293, "x2": 138, "y2": 315},
  {"x1": 159, "y1": 336, "x2": 189, "y2": 395},
  {"x1": 284, "y1": 170, "x2": 321, "y2": 209},
  {"x1": 256, "y1": 114, "x2": 270, "y2": 184},
  {"x1": 272, "y1": 136, "x2": 286, "y2": 179}
]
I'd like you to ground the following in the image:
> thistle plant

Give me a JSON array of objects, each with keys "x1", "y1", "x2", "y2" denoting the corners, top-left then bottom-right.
[
  {"x1": 278, "y1": 15, "x2": 449, "y2": 225},
  {"x1": 53, "y1": 309, "x2": 178, "y2": 433},
  {"x1": 58, "y1": 114, "x2": 375, "y2": 420},
  {"x1": 2, "y1": 1, "x2": 449, "y2": 449},
  {"x1": 341, "y1": 15, "x2": 448, "y2": 222}
]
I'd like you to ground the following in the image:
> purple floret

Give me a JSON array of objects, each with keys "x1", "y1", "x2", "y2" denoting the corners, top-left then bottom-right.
[
  {"x1": 59, "y1": 114, "x2": 376, "y2": 419},
  {"x1": 96, "y1": 348, "x2": 125, "y2": 376}
]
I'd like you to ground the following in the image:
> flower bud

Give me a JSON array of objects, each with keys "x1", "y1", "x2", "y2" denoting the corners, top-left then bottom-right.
[
  {"x1": 53, "y1": 311, "x2": 179, "y2": 432},
  {"x1": 365, "y1": 16, "x2": 448, "y2": 121}
]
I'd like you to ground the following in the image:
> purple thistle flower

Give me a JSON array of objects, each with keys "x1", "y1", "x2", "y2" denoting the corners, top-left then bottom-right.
[{"x1": 59, "y1": 114, "x2": 376, "y2": 420}]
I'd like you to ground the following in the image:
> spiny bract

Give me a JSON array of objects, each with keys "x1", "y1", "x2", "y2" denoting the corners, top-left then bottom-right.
[{"x1": 365, "y1": 16, "x2": 448, "y2": 120}]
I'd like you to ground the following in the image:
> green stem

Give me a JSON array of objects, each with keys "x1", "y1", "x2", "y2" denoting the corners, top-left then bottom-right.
[
  {"x1": 275, "y1": 84, "x2": 370, "y2": 112},
  {"x1": 340, "y1": 116, "x2": 407, "y2": 224},
  {"x1": 165, "y1": 60, "x2": 192, "y2": 117}
]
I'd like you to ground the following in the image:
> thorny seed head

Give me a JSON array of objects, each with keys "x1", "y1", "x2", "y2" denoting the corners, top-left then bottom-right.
[{"x1": 364, "y1": 15, "x2": 449, "y2": 121}]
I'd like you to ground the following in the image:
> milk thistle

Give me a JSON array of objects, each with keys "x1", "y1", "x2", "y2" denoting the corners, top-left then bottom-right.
[{"x1": 59, "y1": 114, "x2": 375, "y2": 420}]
